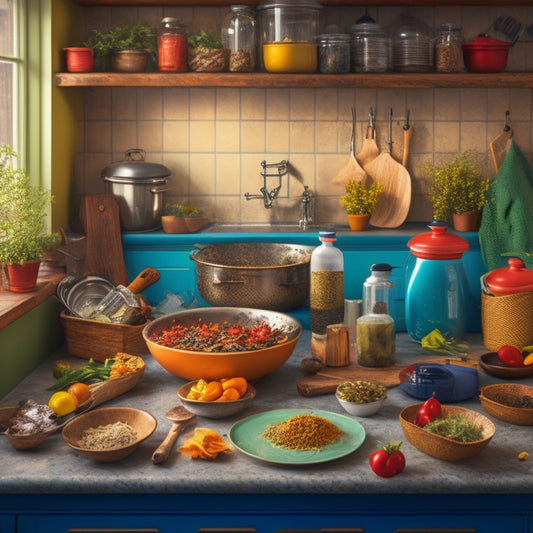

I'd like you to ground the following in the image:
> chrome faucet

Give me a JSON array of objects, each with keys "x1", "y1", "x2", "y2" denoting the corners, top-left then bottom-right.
[
  {"x1": 299, "y1": 186, "x2": 313, "y2": 230},
  {"x1": 245, "y1": 160, "x2": 288, "y2": 209}
]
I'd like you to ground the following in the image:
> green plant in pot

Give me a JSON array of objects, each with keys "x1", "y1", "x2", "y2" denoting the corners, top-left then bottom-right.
[
  {"x1": 161, "y1": 204, "x2": 208, "y2": 234},
  {"x1": 340, "y1": 179, "x2": 383, "y2": 231},
  {"x1": 0, "y1": 145, "x2": 60, "y2": 292},
  {"x1": 85, "y1": 23, "x2": 157, "y2": 72},
  {"x1": 425, "y1": 151, "x2": 490, "y2": 232}
]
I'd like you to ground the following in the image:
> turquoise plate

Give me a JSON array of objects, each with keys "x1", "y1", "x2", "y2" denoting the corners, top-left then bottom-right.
[{"x1": 228, "y1": 408, "x2": 366, "y2": 465}]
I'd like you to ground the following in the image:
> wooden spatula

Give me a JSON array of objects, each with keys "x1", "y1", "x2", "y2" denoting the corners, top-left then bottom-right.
[
  {"x1": 490, "y1": 110, "x2": 513, "y2": 173},
  {"x1": 331, "y1": 107, "x2": 370, "y2": 187}
]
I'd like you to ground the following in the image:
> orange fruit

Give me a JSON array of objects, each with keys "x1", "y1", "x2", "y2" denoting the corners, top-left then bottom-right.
[
  {"x1": 48, "y1": 391, "x2": 77, "y2": 416},
  {"x1": 216, "y1": 387, "x2": 241, "y2": 402},
  {"x1": 222, "y1": 377, "x2": 247, "y2": 397},
  {"x1": 67, "y1": 382, "x2": 91, "y2": 405},
  {"x1": 200, "y1": 381, "x2": 224, "y2": 401}
]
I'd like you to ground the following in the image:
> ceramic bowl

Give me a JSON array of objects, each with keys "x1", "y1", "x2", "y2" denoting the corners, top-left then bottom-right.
[
  {"x1": 478, "y1": 352, "x2": 533, "y2": 380},
  {"x1": 178, "y1": 381, "x2": 256, "y2": 419},
  {"x1": 0, "y1": 406, "x2": 59, "y2": 450},
  {"x1": 479, "y1": 383, "x2": 533, "y2": 425},
  {"x1": 62, "y1": 407, "x2": 157, "y2": 462},
  {"x1": 143, "y1": 307, "x2": 302, "y2": 381},
  {"x1": 335, "y1": 380, "x2": 387, "y2": 417},
  {"x1": 399, "y1": 403, "x2": 495, "y2": 461}
]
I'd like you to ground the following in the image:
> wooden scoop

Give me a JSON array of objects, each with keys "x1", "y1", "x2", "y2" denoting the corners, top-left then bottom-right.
[
  {"x1": 365, "y1": 108, "x2": 412, "y2": 228},
  {"x1": 357, "y1": 107, "x2": 380, "y2": 168},
  {"x1": 331, "y1": 107, "x2": 370, "y2": 187},
  {"x1": 152, "y1": 406, "x2": 196, "y2": 464},
  {"x1": 490, "y1": 110, "x2": 513, "y2": 173}
]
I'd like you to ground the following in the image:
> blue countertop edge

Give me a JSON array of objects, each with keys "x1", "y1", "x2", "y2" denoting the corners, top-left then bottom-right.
[{"x1": 0, "y1": 331, "x2": 531, "y2": 496}]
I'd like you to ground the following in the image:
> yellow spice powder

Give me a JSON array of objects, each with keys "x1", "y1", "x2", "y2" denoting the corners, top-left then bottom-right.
[{"x1": 262, "y1": 414, "x2": 344, "y2": 450}]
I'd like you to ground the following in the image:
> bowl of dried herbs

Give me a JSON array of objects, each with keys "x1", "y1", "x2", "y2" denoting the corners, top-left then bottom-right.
[{"x1": 336, "y1": 380, "x2": 387, "y2": 417}]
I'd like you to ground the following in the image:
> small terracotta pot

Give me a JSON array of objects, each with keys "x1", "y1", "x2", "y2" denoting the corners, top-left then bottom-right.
[
  {"x1": 185, "y1": 217, "x2": 208, "y2": 233},
  {"x1": 112, "y1": 50, "x2": 149, "y2": 73},
  {"x1": 161, "y1": 216, "x2": 188, "y2": 234},
  {"x1": 347, "y1": 214, "x2": 371, "y2": 231},
  {"x1": 452, "y1": 211, "x2": 482, "y2": 232},
  {"x1": 7, "y1": 260, "x2": 41, "y2": 293},
  {"x1": 63, "y1": 47, "x2": 94, "y2": 73}
]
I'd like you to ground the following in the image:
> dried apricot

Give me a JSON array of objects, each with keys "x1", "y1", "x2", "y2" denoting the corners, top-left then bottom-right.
[
  {"x1": 222, "y1": 377, "x2": 247, "y2": 397},
  {"x1": 216, "y1": 387, "x2": 241, "y2": 402},
  {"x1": 199, "y1": 381, "x2": 224, "y2": 401},
  {"x1": 523, "y1": 352, "x2": 533, "y2": 366}
]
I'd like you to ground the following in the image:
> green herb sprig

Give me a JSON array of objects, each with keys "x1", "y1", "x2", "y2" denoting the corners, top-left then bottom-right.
[
  {"x1": 424, "y1": 414, "x2": 483, "y2": 442},
  {"x1": 420, "y1": 328, "x2": 469, "y2": 361}
]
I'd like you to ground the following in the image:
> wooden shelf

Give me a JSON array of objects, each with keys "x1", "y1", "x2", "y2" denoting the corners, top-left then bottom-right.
[{"x1": 56, "y1": 71, "x2": 533, "y2": 89}]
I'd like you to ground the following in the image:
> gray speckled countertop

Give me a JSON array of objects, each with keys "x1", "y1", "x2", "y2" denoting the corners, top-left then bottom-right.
[{"x1": 0, "y1": 331, "x2": 532, "y2": 495}]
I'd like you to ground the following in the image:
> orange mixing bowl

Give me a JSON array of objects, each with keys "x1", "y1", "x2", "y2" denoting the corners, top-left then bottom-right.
[{"x1": 143, "y1": 307, "x2": 302, "y2": 381}]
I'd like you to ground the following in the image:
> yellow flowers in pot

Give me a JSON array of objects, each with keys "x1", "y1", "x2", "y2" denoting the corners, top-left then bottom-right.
[{"x1": 340, "y1": 180, "x2": 383, "y2": 231}]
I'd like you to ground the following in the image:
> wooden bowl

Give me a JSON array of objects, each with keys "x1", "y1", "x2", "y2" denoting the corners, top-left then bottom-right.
[
  {"x1": 399, "y1": 404, "x2": 495, "y2": 461},
  {"x1": 0, "y1": 406, "x2": 59, "y2": 450},
  {"x1": 178, "y1": 381, "x2": 256, "y2": 419},
  {"x1": 479, "y1": 384, "x2": 533, "y2": 425},
  {"x1": 62, "y1": 407, "x2": 157, "y2": 462},
  {"x1": 479, "y1": 352, "x2": 533, "y2": 380}
]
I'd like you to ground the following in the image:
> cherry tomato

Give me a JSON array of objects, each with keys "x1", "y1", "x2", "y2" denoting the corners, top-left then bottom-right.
[
  {"x1": 497, "y1": 345, "x2": 524, "y2": 367},
  {"x1": 415, "y1": 395, "x2": 442, "y2": 427},
  {"x1": 369, "y1": 441, "x2": 405, "y2": 478}
]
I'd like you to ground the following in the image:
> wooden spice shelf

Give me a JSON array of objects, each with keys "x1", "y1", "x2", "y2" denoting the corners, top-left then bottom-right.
[{"x1": 56, "y1": 71, "x2": 533, "y2": 89}]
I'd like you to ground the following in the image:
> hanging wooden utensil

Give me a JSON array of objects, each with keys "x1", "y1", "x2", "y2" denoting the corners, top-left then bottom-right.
[
  {"x1": 490, "y1": 110, "x2": 513, "y2": 173},
  {"x1": 364, "y1": 108, "x2": 412, "y2": 228},
  {"x1": 331, "y1": 107, "x2": 370, "y2": 187},
  {"x1": 402, "y1": 109, "x2": 412, "y2": 168},
  {"x1": 357, "y1": 107, "x2": 380, "y2": 167}
]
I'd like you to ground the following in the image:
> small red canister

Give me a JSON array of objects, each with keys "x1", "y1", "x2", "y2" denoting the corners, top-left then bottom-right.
[
  {"x1": 485, "y1": 257, "x2": 533, "y2": 296},
  {"x1": 63, "y1": 47, "x2": 94, "y2": 73},
  {"x1": 158, "y1": 17, "x2": 187, "y2": 72}
]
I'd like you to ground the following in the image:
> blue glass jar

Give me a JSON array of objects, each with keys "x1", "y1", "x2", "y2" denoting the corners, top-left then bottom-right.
[{"x1": 405, "y1": 222, "x2": 471, "y2": 342}]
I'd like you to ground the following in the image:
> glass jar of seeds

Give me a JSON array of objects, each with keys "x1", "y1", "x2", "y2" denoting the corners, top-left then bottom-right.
[
  {"x1": 435, "y1": 22, "x2": 464, "y2": 73},
  {"x1": 318, "y1": 33, "x2": 350, "y2": 74}
]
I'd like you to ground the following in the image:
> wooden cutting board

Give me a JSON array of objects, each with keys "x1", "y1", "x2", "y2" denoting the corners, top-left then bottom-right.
[{"x1": 297, "y1": 352, "x2": 481, "y2": 397}]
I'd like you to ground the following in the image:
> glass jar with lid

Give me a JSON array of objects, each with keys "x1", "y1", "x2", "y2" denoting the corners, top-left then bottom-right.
[
  {"x1": 318, "y1": 32, "x2": 350, "y2": 74},
  {"x1": 435, "y1": 22, "x2": 464, "y2": 73},
  {"x1": 257, "y1": 0, "x2": 322, "y2": 73},
  {"x1": 158, "y1": 17, "x2": 187, "y2": 72},
  {"x1": 222, "y1": 5, "x2": 257, "y2": 72},
  {"x1": 350, "y1": 22, "x2": 390, "y2": 73}
]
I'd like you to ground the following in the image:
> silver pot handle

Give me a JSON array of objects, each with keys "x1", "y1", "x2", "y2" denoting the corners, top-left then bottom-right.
[{"x1": 151, "y1": 186, "x2": 169, "y2": 194}]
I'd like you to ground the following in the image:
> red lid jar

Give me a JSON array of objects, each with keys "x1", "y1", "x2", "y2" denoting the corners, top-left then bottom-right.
[
  {"x1": 486, "y1": 257, "x2": 533, "y2": 296},
  {"x1": 407, "y1": 222, "x2": 470, "y2": 260}
]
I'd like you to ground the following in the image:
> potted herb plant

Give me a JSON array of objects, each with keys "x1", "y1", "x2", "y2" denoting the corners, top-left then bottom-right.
[
  {"x1": 340, "y1": 179, "x2": 383, "y2": 231},
  {"x1": 0, "y1": 145, "x2": 60, "y2": 292},
  {"x1": 85, "y1": 23, "x2": 157, "y2": 72},
  {"x1": 188, "y1": 30, "x2": 229, "y2": 72},
  {"x1": 161, "y1": 204, "x2": 208, "y2": 234},
  {"x1": 426, "y1": 151, "x2": 490, "y2": 232}
]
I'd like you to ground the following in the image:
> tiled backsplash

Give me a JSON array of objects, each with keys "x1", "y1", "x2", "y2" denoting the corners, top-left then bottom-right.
[{"x1": 74, "y1": 4, "x2": 533, "y2": 227}]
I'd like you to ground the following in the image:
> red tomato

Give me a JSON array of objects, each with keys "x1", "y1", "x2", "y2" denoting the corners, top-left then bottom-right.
[
  {"x1": 369, "y1": 441, "x2": 405, "y2": 478},
  {"x1": 415, "y1": 395, "x2": 442, "y2": 427},
  {"x1": 497, "y1": 345, "x2": 524, "y2": 367}
]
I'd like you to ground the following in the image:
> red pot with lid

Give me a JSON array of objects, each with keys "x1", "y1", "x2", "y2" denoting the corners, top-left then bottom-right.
[{"x1": 485, "y1": 257, "x2": 533, "y2": 296}]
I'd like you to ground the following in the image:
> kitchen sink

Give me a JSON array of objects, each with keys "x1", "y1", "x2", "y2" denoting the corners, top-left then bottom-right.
[{"x1": 200, "y1": 223, "x2": 339, "y2": 233}]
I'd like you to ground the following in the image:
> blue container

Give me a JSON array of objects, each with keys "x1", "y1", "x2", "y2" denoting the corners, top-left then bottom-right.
[{"x1": 405, "y1": 222, "x2": 472, "y2": 341}]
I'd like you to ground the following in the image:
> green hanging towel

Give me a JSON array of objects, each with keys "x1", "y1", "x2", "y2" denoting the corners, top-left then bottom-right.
[{"x1": 479, "y1": 140, "x2": 533, "y2": 271}]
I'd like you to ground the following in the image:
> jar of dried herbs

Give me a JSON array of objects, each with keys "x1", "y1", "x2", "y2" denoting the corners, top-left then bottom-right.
[{"x1": 435, "y1": 22, "x2": 464, "y2": 73}]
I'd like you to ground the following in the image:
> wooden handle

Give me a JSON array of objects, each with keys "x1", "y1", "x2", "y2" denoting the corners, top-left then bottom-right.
[
  {"x1": 152, "y1": 422, "x2": 187, "y2": 464},
  {"x1": 126, "y1": 267, "x2": 160, "y2": 294},
  {"x1": 325, "y1": 324, "x2": 351, "y2": 367},
  {"x1": 402, "y1": 126, "x2": 412, "y2": 168}
]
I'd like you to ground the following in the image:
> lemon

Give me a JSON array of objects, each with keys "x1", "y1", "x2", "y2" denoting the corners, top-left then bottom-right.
[{"x1": 48, "y1": 391, "x2": 77, "y2": 416}]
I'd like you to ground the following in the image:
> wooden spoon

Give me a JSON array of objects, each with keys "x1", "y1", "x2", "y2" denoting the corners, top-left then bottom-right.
[
  {"x1": 331, "y1": 107, "x2": 370, "y2": 187},
  {"x1": 357, "y1": 107, "x2": 380, "y2": 168},
  {"x1": 152, "y1": 405, "x2": 196, "y2": 464},
  {"x1": 490, "y1": 110, "x2": 513, "y2": 173}
]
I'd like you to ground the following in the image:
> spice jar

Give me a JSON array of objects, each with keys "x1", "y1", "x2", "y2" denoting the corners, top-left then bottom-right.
[
  {"x1": 222, "y1": 5, "x2": 257, "y2": 72},
  {"x1": 350, "y1": 22, "x2": 390, "y2": 73},
  {"x1": 318, "y1": 33, "x2": 350, "y2": 74},
  {"x1": 356, "y1": 264, "x2": 395, "y2": 368},
  {"x1": 310, "y1": 231, "x2": 344, "y2": 362},
  {"x1": 158, "y1": 17, "x2": 187, "y2": 72},
  {"x1": 435, "y1": 22, "x2": 464, "y2": 73}
]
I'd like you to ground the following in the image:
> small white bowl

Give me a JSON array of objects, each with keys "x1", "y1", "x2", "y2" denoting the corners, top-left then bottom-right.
[{"x1": 336, "y1": 395, "x2": 386, "y2": 417}]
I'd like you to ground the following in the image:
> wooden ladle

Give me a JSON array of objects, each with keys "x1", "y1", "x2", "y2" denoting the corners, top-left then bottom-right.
[{"x1": 152, "y1": 405, "x2": 196, "y2": 464}]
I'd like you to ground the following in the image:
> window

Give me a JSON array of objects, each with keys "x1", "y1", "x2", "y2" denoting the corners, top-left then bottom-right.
[{"x1": 0, "y1": 0, "x2": 19, "y2": 149}]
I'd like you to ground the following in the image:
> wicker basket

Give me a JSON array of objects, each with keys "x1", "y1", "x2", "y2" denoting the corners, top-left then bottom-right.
[
  {"x1": 481, "y1": 291, "x2": 533, "y2": 351},
  {"x1": 479, "y1": 384, "x2": 533, "y2": 426},
  {"x1": 399, "y1": 403, "x2": 495, "y2": 461},
  {"x1": 60, "y1": 310, "x2": 147, "y2": 362}
]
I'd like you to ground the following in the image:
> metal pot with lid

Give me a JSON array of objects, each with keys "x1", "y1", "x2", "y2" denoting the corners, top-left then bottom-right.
[{"x1": 102, "y1": 149, "x2": 171, "y2": 232}]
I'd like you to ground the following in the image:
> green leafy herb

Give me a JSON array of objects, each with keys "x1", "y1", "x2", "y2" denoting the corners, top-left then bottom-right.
[
  {"x1": 47, "y1": 359, "x2": 112, "y2": 391},
  {"x1": 420, "y1": 328, "x2": 469, "y2": 361},
  {"x1": 424, "y1": 414, "x2": 483, "y2": 442},
  {"x1": 188, "y1": 30, "x2": 223, "y2": 51}
]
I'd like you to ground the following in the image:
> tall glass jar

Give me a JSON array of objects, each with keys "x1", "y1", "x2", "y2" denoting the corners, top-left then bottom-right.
[
  {"x1": 350, "y1": 23, "x2": 390, "y2": 73},
  {"x1": 222, "y1": 5, "x2": 257, "y2": 72},
  {"x1": 356, "y1": 264, "x2": 395, "y2": 367},
  {"x1": 435, "y1": 22, "x2": 464, "y2": 72},
  {"x1": 318, "y1": 33, "x2": 350, "y2": 74},
  {"x1": 158, "y1": 17, "x2": 187, "y2": 72}
]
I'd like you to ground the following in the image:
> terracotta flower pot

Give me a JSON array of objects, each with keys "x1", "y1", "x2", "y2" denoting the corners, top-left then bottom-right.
[
  {"x1": 347, "y1": 214, "x2": 371, "y2": 231},
  {"x1": 63, "y1": 47, "x2": 94, "y2": 73},
  {"x1": 161, "y1": 216, "x2": 188, "y2": 234},
  {"x1": 7, "y1": 260, "x2": 41, "y2": 293},
  {"x1": 185, "y1": 216, "x2": 208, "y2": 233},
  {"x1": 453, "y1": 211, "x2": 482, "y2": 232}
]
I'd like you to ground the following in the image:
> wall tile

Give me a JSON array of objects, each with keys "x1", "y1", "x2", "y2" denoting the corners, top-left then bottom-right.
[{"x1": 190, "y1": 121, "x2": 215, "y2": 152}]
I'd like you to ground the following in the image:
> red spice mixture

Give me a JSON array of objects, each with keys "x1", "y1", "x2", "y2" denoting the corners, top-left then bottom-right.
[{"x1": 149, "y1": 320, "x2": 291, "y2": 352}]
